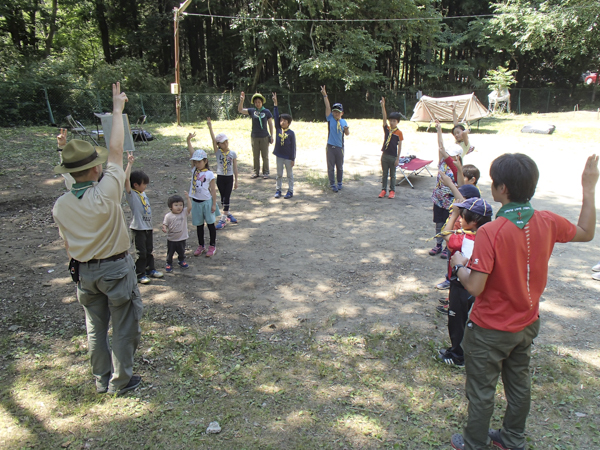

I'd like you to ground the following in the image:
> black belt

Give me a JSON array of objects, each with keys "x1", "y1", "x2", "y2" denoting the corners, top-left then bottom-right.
[
  {"x1": 192, "y1": 198, "x2": 206, "y2": 203},
  {"x1": 84, "y1": 251, "x2": 128, "y2": 264}
]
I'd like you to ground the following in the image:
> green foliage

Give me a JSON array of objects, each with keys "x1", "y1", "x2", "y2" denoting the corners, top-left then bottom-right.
[{"x1": 483, "y1": 66, "x2": 517, "y2": 92}]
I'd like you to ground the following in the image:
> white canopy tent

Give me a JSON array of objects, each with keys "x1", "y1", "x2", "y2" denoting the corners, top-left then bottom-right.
[{"x1": 410, "y1": 93, "x2": 489, "y2": 128}]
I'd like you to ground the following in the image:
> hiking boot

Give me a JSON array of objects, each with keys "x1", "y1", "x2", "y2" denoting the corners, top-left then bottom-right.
[
  {"x1": 274, "y1": 190, "x2": 282, "y2": 198},
  {"x1": 194, "y1": 245, "x2": 205, "y2": 256},
  {"x1": 331, "y1": 185, "x2": 338, "y2": 193},
  {"x1": 388, "y1": 190, "x2": 396, "y2": 199},
  {"x1": 378, "y1": 189, "x2": 386, "y2": 198},
  {"x1": 147, "y1": 270, "x2": 163, "y2": 278},
  {"x1": 138, "y1": 276, "x2": 151, "y2": 284},
  {"x1": 227, "y1": 213, "x2": 238, "y2": 223},
  {"x1": 488, "y1": 429, "x2": 524, "y2": 450},
  {"x1": 165, "y1": 264, "x2": 173, "y2": 273},
  {"x1": 436, "y1": 305, "x2": 449, "y2": 315},
  {"x1": 107, "y1": 375, "x2": 142, "y2": 396},
  {"x1": 450, "y1": 433, "x2": 465, "y2": 450},
  {"x1": 436, "y1": 279, "x2": 451, "y2": 290},
  {"x1": 178, "y1": 261, "x2": 189, "y2": 269},
  {"x1": 440, "y1": 247, "x2": 450, "y2": 259},
  {"x1": 216, "y1": 219, "x2": 227, "y2": 230},
  {"x1": 206, "y1": 245, "x2": 216, "y2": 257},
  {"x1": 284, "y1": 191, "x2": 293, "y2": 199},
  {"x1": 429, "y1": 244, "x2": 442, "y2": 256}
]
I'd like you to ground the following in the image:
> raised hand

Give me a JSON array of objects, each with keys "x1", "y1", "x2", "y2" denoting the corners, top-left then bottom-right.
[
  {"x1": 127, "y1": 152, "x2": 135, "y2": 164},
  {"x1": 320, "y1": 85, "x2": 327, "y2": 96},
  {"x1": 380, "y1": 97, "x2": 385, "y2": 105},
  {"x1": 112, "y1": 82, "x2": 128, "y2": 113},
  {"x1": 582, "y1": 154, "x2": 600, "y2": 192},
  {"x1": 240, "y1": 91, "x2": 245, "y2": 101},
  {"x1": 206, "y1": 117, "x2": 212, "y2": 127},
  {"x1": 187, "y1": 132, "x2": 196, "y2": 141},
  {"x1": 435, "y1": 119, "x2": 442, "y2": 130},
  {"x1": 272, "y1": 92, "x2": 278, "y2": 105},
  {"x1": 57, "y1": 128, "x2": 68, "y2": 147}
]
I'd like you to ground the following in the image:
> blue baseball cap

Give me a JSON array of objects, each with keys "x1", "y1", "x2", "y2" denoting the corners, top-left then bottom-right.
[
  {"x1": 458, "y1": 184, "x2": 480, "y2": 199},
  {"x1": 453, "y1": 197, "x2": 493, "y2": 217},
  {"x1": 332, "y1": 103, "x2": 344, "y2": 112}
]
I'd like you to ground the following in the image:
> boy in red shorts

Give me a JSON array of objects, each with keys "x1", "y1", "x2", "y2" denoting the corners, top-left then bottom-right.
[{"x1": 449, "y1": 153, "x2": 598, "y2": 450}]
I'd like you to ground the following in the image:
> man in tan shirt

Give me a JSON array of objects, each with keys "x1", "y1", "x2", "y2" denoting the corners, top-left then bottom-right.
[{"x1": 52, "y1": 82, "x2": 143, "y2": 396}]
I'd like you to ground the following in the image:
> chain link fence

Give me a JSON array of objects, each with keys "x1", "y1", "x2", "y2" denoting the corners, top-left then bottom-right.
[{"x1": 1, "y1": 82, "x2": 599, "y2": 127}]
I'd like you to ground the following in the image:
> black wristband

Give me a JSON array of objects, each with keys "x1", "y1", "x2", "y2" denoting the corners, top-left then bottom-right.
[{"x1": 57, "y1": 147, "x2": 63, "y2": 152}]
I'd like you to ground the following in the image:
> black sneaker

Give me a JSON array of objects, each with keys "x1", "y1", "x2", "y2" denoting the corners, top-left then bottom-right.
[
  {"x1": 436, "y1": 305, "x2": 449, "y2": 315},
  {"x1": 107, "y1": 375, "x2": 142, "y2": 396},
  {"x1": 437, "y1": 351, "x2": 464, "y2": 367},
  {"x1": 438, "y1": 298, "x2": 449, "y2": 306},
  {"x1": 488, "y1": 429, "x2": 524, "y2": 450}
]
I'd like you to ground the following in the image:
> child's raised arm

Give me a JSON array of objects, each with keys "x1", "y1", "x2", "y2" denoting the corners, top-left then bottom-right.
[
  {"x1": 452, "y1": 103, "x2": 459, "y2": 126},
  {"x1": 435, "y1": 120, "x2": 449, "y2": 162},
  {"x1": 124, "y1": 153, "x2": 134, "y2": 193},
  {"x1": 206, "y1": 118, "x2": 218, "y2": 153},
  {"x1": 238, "y1": 92, "x2": 249, "y2": 116},
  {"x1": 321, "y1": 85, "x2": 331, "y2": 117},
  {"x1": 441, "y1": 207, "x2": 461, "y2": 242},
  {"x1": 380, "y1": 97, "x2": 387, "y2": 127},
  {"x1": 272, "y1": 93, "x2": 281, "y2": 130},
  {"x1": 440, "y1": 172, "x2": 463, "y2": 201},
  {"x1": 185, "y1": 191, "x2": 192, "y2": 215},
  {"x1": 187, "y1": 132, "x2": 196, "y2": 157},
  {"x1": 454, "y1": 156, "x2": 465, "y2": 186}
]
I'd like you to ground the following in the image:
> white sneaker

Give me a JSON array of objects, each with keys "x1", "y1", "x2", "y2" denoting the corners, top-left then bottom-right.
[
  {"x1": 592, "y1": 262, "x2": 600, "y2": 272},
  {"x1": 592, "y1": 272, "x2": 600, "y2": 281}
]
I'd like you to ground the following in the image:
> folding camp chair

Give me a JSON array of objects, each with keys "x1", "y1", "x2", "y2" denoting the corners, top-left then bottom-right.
[
  {"x1": 131, "y1": 115, "x2": 148, "y2": 144},
  {"x1": 396, "y1": 158, "x2": 434, "y2": 188},
  {"x1": 66, "y1": 115, "x2": 99, "y2": 145}
]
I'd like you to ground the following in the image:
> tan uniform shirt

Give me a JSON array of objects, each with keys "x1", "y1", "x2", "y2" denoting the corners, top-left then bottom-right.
[{"x1": 53, "y1": 162, "x2": 130, "y2": 262}]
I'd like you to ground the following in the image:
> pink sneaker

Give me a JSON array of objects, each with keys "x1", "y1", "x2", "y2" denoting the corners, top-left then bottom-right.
[
  {"x1": 206, "y1": 245, "x2": 216, "y2": 257},
  {"x1": 194, "y1": 245, "x2": 205, "y2": 256}
]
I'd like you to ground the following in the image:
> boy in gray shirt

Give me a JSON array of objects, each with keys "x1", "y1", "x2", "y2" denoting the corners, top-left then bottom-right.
[{"x1": 125, "y1": 154, "x2": 163, "y2": 284}]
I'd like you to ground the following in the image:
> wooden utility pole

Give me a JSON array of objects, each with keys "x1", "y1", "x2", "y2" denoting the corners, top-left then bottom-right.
[{"x1": 173, "y1": 0, "x2": 192, "y2": 126}]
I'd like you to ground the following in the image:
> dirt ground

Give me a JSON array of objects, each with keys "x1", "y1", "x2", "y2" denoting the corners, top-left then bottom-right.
[{"x1": 1, "y1": 112, "x2": 599, "y2": 368}]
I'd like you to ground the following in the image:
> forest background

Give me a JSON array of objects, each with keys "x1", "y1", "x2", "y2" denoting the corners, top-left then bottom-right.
[{"x1": 1, "y1": 0, "x2": 600, "y2": 125}]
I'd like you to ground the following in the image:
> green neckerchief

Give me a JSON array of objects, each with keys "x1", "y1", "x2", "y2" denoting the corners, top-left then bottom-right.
[
  {"x1": 71, "y1": 181, "x2": 94, "y2": 199},
  {"x1": 496, "y1": 201, "x2": 534, "y2": 229},
  {"x1": 255, "y1": 106, "x2": 265, "y2": 129}
]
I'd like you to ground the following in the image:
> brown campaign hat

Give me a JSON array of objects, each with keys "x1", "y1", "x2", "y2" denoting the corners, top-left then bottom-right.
[{"x1": 54, "y1": 139, "x2": 108, "y2": 174}]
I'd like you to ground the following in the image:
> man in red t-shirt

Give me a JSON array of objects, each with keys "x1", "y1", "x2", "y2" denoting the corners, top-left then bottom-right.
[{"x1": 448, "y1": 153, "x2": 599, "y2": 450}]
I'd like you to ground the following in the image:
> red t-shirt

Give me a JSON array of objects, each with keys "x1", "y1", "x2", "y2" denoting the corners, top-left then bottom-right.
[
  {"x1": 467, "y1": 211, "x2": 577, "y2": 332},
  {"x1": 447, "y1": 232, "x2": 475, "y2": 279}
]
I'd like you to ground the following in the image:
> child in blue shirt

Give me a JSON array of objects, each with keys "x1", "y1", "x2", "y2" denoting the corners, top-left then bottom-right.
[
  {"x1": 271, "y1": 92, "x2": 296, "y2": 199},
  {"x1": 320, "y1": 85, "x2": 349, "y2": 192}
]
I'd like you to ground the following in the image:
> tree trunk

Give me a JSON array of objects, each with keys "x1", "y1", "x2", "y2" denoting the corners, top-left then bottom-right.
[
  {"x1": 95, "y1": 0, "x2": 112, "y2": 63},
  {"x1": 43, "y1": 0, "x2": 58, "y2": 57}
]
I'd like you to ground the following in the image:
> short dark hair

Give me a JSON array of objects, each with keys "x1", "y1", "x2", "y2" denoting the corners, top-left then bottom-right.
[
  {"x1": 168, "y1": 195, "x2": 184, "y2": 209},
  {"x1": 388, "y1": 112, "x2": 402, "y2": 121},
  {"x1": 279, "y1": 113, "x2": 293, "y2": 125},
  {"x1": 452, "y1": 124, "x2": 466, "y2": 134},
  {"x1": 71, "y1": 167, "x2": 93, "y2": 179},
  {"x1": 490, "y1": 153, "x2": 539, "y2": 203},
  {"x1": 462, "y1": 164, "x2": 480, "y2": 184},
  {"x1": 462, "y1": 209, "x2": 492, "y2": 228},
  {"x1": 130, "y1": 170, "x2": 149, "y2": 187}
]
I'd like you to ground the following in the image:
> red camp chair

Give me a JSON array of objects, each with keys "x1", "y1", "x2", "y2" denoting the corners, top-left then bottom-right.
[{"x1": 396, "y1": 158, "x2": 434, "y2": 188}]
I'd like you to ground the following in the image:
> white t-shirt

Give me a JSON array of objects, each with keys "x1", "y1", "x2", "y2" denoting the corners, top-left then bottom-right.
[
  {"x1": 163, "y1": 207, "x2": 189, "y2": 241},
  {"x1": 189, "y1": 168, "x2": 215, "y2": 201},
  {"x1": 216, "y1": 149, "x2": 236, "y2": 176}
]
